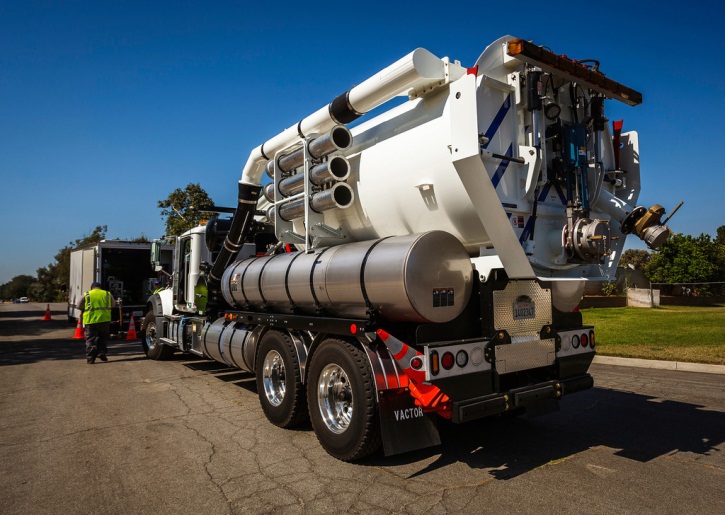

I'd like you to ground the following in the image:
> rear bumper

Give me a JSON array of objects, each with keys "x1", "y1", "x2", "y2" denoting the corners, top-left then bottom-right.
[{"x1": 451, "y1": 374, "x2": 594, "y2": 423}]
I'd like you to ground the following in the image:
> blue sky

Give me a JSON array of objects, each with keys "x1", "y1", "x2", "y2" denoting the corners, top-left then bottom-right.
[{"x1": 1, "y1": 1, "x2": 723, "y2": 284}]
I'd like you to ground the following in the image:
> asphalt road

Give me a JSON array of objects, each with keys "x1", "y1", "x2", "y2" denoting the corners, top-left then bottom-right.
[{"x1": 1, "y1": 303, "x2": 724, "y2": 514}]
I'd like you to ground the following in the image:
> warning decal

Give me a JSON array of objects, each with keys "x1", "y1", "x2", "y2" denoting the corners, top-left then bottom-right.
[{"x1": 433, "y1": 288, "x2": 454, "y2": 308}]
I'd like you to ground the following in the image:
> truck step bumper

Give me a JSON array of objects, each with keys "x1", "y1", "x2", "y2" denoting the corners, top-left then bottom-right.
[{"x1": 451, "y1": 374, "x2": 593, "y2": 423}]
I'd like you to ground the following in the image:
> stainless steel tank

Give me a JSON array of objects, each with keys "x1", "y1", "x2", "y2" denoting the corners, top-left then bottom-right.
[
  {"x1": 221, "y1": 231, "x2": 473, "y2": 323},
  {"x1": 201, "y1": 318, "x2": 258, "y2": 372}
]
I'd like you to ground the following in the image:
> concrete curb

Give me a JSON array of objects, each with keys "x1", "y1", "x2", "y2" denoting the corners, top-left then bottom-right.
[{"x1": 592, "y1": 355, "x2": 725, "y2": 375}]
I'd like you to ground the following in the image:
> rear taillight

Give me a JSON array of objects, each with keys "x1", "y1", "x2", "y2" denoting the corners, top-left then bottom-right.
[
  {"x1": 581, "y1": 333, "x2": 589, "y2": 347},
  {"x1": 456, "y1": 350, "x2": 469, "y2": 368},
  {"x1": 589, "y1": 330, "x2": 595, "y2": 349}
]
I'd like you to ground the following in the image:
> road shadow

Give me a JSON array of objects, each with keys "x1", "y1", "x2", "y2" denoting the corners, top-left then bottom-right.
[
  {"x1": 0, "y1": 337, "x2": 86, "y2": 365},
  {"x1": 0, "y1": 317, "x2": 74, "y2": 338},
  {"x1": 182, "y1": 356, "x2": 725, "y2": 476},
  {"x1": 371, "y1": 386, "x2": 725, "y2": 478},
  {"x1": 0, "y1": 321, "x2": 148, "y2": 366},
  {"x1": 183, "y1": 360, "x2": 257, "y2": 392},
  {"x1": 7, "y1": 330, "x2": 719, "y2": 478}
]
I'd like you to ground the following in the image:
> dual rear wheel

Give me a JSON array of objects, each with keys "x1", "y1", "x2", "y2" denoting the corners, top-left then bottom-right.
[{"x1": 255, "y1": 332, "x2": 381, "y2": 461}]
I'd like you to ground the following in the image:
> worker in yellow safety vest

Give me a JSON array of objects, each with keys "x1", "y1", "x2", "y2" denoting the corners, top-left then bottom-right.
[{"x1": 75, "y1": 281, "x2": 114, "y2": 364}]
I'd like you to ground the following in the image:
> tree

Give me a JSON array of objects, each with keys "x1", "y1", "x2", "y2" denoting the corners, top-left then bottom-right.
[
  {"x1": 644, "y1": 233, "x2": 722, "y2": 291},
  {"x1": 619, "y1": 249, "x2": 650, "y2": 270},
  {"x1": 157, "y1": 183, "x2": 214, "y2": 236},
  {"x1": 715, "y1": 225, "x2": 725, "y2": 285},
  {"x1": 716, "y1": 225, "x2": 725, "y2": 246},
  {"x1": 34, "y1": 225, "x2": 108, "y2": 302},
  {"x1": 0, "y1": 275, "x2": 36, "y2": 300},
  {"x1": 30, "y1": 266, "x2": 57, "y2": 302}
]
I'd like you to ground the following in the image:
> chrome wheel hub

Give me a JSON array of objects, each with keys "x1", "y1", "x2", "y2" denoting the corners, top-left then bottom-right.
[
  {"x1": 262, "y1": 350, "x2": 286, "y2": 407},
  {"x1": 145, "y1": 321, "x2": 157, "y2": 350},
  {"x1": 317, "y1": 363, "x2": 352, "y2": 434}
]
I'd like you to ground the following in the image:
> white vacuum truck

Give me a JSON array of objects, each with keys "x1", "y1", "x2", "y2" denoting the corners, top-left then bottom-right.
[{"x1": 142, "y1": 36, "x2": 673, "y2": 461}]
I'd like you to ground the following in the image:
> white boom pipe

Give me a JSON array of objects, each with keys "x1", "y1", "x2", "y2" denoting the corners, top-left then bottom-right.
[
  {"x1": 595, "y1": 188, "x2": 634, "y2": 222},
  {"x1": 240, "y1": 48, "x2": 464, "y2": 186}
]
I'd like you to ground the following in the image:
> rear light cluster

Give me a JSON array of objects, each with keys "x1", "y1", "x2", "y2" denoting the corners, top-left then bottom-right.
[
  {"x1": 410, "y1": 356, "x2": 423, "y2": 370},
  {"x1": 429, "y1": 349, "x2": 473, "y2": 376},
  {"x1": 571, "y1": 330, "x2": 595, "y2": 350}
]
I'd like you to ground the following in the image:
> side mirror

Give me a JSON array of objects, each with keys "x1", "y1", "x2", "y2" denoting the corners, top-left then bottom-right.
[{"x1": 150, "y1": 241, "x2": 161, "y2": 271}]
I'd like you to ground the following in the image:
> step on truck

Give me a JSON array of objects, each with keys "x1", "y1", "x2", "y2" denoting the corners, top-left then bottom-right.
[{"x1": 141, "y1": 36, "x2": 675, "y2": 461}]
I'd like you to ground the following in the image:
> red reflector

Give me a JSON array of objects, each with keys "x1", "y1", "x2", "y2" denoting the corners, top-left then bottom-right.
[
  {"x1": 589, "y1": 331, "x2": 595, "y2": 348},
  {"x1": 581, "y1": 333, "x2": 589, "y2": 347},
  {"x1": 441, "y1": 352, "x2": 454, "y2": 370},
  {"x1": 410, "y1": 357, "x2": 423, "y2": 370},
  {"x1": 349, "y1": 324, "x2": 357, "y2": 334}
]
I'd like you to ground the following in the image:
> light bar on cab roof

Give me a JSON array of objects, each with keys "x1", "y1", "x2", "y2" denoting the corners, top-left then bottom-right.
[{"x1": 507, "y1": 38, "x2": 643, "y2": 106}]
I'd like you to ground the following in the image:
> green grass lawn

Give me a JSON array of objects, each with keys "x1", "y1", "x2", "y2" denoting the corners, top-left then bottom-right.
[{"x1": 580, "y1": 305, "x2": 725, "y2": 365}]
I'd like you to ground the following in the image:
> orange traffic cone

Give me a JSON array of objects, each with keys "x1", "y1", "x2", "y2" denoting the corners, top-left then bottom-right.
[
  {"x1": 42, "y1": 304, "x2": 52, "y2": 321},
  {"x1": 72, "y1": 319, "x2": 84, "y2": 339},
  {"x1": 126, "y1": 316, "x2": 138, "y2": 340}
]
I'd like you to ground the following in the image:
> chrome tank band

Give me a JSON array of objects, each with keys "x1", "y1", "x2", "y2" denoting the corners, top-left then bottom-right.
[{"x1": 221, "y1": 231, "x2": 473, "y2": 323}]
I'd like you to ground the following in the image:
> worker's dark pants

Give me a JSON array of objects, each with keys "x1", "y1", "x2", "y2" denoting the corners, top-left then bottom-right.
[{"x1": 84, "y1": 322, "x2": 110, "y2": 361}]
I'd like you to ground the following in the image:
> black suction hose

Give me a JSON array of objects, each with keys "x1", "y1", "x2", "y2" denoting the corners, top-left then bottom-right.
[{"x1": 208, "y1": 182, "x2": 262, "y2": 288}]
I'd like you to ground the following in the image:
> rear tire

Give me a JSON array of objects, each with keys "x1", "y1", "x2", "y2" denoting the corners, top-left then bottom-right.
[
  {"x1": 255, "y1": 330, "x2": 308, "y2": 428},
  {"x1": 140, "y1": 311, "x2": 174, "y2": 360},
  {"x1": 307, "y1": 339, "x2": 381, "y2": 461}
]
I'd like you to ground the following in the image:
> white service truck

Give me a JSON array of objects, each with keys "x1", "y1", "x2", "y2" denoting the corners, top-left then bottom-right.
[
  {"x1": 141, "y1": 36, "x2": 674, "y2": 461},
  {"x1": 68, "y1": 240, "x2": 173, "y2": 333}
]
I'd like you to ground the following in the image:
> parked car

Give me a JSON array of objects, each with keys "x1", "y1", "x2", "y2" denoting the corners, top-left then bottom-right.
[{"x1": 19, "y1": 297, "x2": 29, "y2": 303}]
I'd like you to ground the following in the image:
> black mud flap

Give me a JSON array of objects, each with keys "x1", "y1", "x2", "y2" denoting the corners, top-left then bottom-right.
[{"x1": 378, "y1": 388, "x2": 441, "y2": 457}]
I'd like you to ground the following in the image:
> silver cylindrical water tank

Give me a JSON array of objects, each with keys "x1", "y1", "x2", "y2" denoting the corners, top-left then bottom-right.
[
  {"x1": 221, "y1": 231, "x2": 472, "y2": 323},
  {"x1": 201, "y1": 318, "x2": 255, "y2": 372}
]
